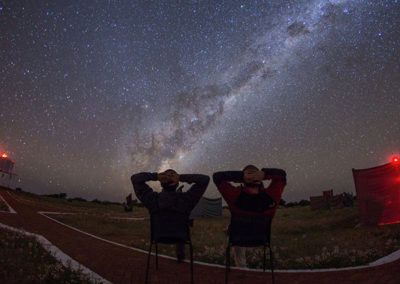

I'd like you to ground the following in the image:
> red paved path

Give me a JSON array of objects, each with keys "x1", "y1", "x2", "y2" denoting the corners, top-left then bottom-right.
[{"x1": 1, "y1": 188, "x2": 399, "y2": 284}]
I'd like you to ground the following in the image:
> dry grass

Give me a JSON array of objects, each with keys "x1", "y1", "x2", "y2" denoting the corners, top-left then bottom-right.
[{"x1": 0, "y1": 226, "x2": 100, "y2": 283}]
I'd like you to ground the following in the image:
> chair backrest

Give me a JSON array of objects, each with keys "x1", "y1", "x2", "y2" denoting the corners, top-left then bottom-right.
[
  {"x1": 229, "y1": 214, "x2": 272, "y2": 247},
  {"x1": 150, "y1": 210, "x2": 191, "y2": 244}
]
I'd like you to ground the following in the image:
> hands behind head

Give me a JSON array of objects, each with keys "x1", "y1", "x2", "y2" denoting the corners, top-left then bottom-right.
[
  {"x1": 158, "y1": 170, "x2": 180, "y2": 185},
  {"x1": 243, "y1": 169, "x2": 264, "y2": 184}
]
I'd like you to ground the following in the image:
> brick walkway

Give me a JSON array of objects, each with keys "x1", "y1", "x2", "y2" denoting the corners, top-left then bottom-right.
[{"x1": 0, "y1": 188, "x2": 399, "y2": 284}]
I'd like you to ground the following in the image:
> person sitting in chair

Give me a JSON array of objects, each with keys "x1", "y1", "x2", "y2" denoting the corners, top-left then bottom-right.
[
  {"x1": 213, "y1": 165, "x2": 286, "y2": 267},
  {"x1": 131, "y1": 169, "x2": 209, "y2": 262}
]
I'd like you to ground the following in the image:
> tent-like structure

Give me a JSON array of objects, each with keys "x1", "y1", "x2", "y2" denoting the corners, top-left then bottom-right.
[
  {"x1": 352, "y1": 161, "x2": 400, "y2": 225},
  {"x1": 190, "y1": 197, "x2": 222, "y2": 219}
]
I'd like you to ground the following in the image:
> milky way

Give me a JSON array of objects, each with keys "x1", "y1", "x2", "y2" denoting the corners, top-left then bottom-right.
[{"x1": 1, "y1": 0, "x2": 399, "y2": 202}]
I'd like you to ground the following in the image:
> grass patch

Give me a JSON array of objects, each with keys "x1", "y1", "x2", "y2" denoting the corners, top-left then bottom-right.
[
  {"x1": 51, "y1": 205, "x2": 400, "y2": 269},
  {"x1": 12, "y1": 190, "x2": 136, "y2": 216},
  {"x1": 0, "y1": 226, "x2": 100, "y2": 283},
  {"x1": 270, "y1": 206, "x2": 400, "y2": 269}
]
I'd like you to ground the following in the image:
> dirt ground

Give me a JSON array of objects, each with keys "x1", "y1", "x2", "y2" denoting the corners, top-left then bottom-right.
[{"x1": 1, "y1": 188, "x2": 399, "y2": 284}]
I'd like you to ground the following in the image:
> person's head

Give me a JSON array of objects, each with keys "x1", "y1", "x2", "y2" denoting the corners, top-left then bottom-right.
[
  {"x1": 242, "y1": 164, "x2": 262, "y2": 192},
  {"x1": 242, "y1": 164, "x2": 259, "y2": 173},
  {"x1": 161, "y1": 169, "x2": 179, "y2": 191}
]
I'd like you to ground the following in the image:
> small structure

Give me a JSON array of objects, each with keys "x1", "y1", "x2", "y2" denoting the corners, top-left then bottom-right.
[
  {"x1": 190, "y1": 197, "x2": 222, "y2": 218},
  {"x1": 352, "y1": 159, "x2": 400, "y2": 225},
  {"x1": 310, "y1": 190, "x2": 353, "y2": 210},
  {"x1": 0, "y1": 153, "x2": 16, "y2": 188},
  {"x1": 123, "y1": 193, "x2": 137, "y2": 212}
]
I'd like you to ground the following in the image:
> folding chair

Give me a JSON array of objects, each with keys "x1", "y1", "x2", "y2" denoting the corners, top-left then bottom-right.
[
  {"x1": 225, "y1": 214, "x2": 274, "y2": 284},
  {"x1": 145, "y1": 210, "x2": 194, "y2": 284}
]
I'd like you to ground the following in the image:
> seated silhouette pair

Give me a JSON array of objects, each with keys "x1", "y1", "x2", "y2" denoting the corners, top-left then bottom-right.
[{"x1": 131, "y1": 165, "x2": 286, "y2": 283}]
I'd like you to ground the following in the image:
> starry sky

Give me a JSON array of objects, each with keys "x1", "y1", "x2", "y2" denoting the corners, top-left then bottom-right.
[{"x1": 1, "y1": 0, "x2": 399, "y2": 202}]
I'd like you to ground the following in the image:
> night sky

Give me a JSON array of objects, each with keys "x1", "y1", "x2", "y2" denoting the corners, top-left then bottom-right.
[{"x1": 1, "y1": 0, "x2": 399, "y2": 202}]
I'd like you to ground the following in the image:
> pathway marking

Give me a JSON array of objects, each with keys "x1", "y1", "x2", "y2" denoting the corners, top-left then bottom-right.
[
  {"x1": 0, "y1": 192, "x2": 16, "y2": 213},
  {"x1": 109, "y1": 216, "x2": 147, "y2": 220}
]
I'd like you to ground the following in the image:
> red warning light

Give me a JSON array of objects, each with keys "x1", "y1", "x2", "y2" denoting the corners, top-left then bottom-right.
[
  {"x1": 1, "y1": 153, "x2": 8, "y2": 158},
  {"x1": 393, "y1": 157, "x2": 399, "y2": 163}
]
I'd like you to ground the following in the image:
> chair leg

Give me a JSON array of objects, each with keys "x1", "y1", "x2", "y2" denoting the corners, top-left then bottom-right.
[
  {"x1": 263, "y1": 245, "x2": 266, "y2": 272},
  {"x1": 269, "y1": 245, "x2": 275, "y2": 284},
  {"x1": 145, "y1": 243, "x2": 153, "y2": 284},
  {"x1": 189, "y1": 242, "x2": 194, "y2": 284},
  {"x1": 225, "y1": 245, "x2": 230, "y2": 284},
  {"x1": 155, "y1": 243, "x2": 159, "y2": 270}
]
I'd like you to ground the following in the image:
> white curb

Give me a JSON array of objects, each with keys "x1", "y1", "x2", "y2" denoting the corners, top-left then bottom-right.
[{"x1": 0, "y1": 222, "x2": 111, "y2": 283}]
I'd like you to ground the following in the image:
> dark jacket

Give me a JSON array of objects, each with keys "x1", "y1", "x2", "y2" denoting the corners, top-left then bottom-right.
[
  {"x1": 213, "y1": 168, "x2": 286, "y2": 217},
  {"x1": 131, "y1": 172, "x2": 210, "y2": 215}
]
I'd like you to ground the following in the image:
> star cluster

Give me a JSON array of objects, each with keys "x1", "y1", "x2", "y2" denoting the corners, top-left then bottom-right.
[{"x1": 1, "y1": 0, "x2": 399, "y2": 202}]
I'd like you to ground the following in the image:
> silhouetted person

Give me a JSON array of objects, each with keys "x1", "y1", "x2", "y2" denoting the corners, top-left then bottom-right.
[
  {"x1": 124, "y1": 193, "x2": 133, "y2": 212},
  {"x1": 131, "y1": 169, "x2": 209, "y2": 262},
  {"x1": 213, "y1": 165, "x2": 286, "y2": 267}
]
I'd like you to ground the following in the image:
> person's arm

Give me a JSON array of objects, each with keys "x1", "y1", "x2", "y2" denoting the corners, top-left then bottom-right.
[
  {"x1": 261, "y1": 168, "x2": 286, "y2": 185},
  {"x1": 212, "y1": 171, "x2": 243, "y2": 187},
  {"x1": 212, "y1": 171, "x2": 243, "y2": 206},
  {"x1": 261, "y1": 168, "x2": 287, "y2": 205},
  {"x1": 180, "y1": 174, "x2": 210, "y2": 210},
  {"x1": 130, "y1": 172, "x2": 158, "y2": 211}
]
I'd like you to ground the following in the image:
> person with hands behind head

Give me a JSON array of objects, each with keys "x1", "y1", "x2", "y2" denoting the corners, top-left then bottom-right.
[
  {"x1": 131, "y1": 169, "x2": 209, "y2": 262},
  {"x1": 213, "y1": 164, "x2": 286, "y2": 267}
]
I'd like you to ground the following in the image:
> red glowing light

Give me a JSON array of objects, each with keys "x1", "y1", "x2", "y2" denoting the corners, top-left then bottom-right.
[
  {"x1": 378, "y1": 220, "x2": 400, "y2": 226},
  {"x1": 1, "y1": 153, "x2": 8, "y2": 158},
  {"x1": 393, "y1": 157, "x2": 400, "y2": 163}
]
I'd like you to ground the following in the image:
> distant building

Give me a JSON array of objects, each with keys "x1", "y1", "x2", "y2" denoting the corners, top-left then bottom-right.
[{"x1": 310, "y1": 190, "x2": 353, "y2": 210}]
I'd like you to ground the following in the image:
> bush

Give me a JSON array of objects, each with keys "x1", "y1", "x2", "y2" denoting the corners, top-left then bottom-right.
[
  {"x1": 42, "y1": 193, "x2": 67, "y2": 199},
  {"x1": 299, "y1": 200, "x2": 310, "y2": 206},
  {"x1": 69, "y1": 197, "x2": 87, "y2": 202}
]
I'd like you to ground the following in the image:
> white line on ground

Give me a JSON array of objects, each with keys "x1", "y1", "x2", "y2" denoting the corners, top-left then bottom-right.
[
  {"x1": 0, "y1": 222, "x2": 111, "y2": 284},
  {"x1": 38, "y1": 211, "x2": 178, "y2": 261},
  {"x1": 39, "y1": 211, "x2": 77, "y2": 215},
  {"x1": 38, "y1": 211, "x2": 400, "y2": 273},
  {"x1": 0, "y1": 193, "x2": 16, "y2": 213},
  {"x1": 109, "y1": 217, "x2": 147, "y2": 220}
]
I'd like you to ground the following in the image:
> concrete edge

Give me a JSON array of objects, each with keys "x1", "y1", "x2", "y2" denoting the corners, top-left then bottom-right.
[{"x1": 0, "y1": 222, "x2": 112, "y2": 284}]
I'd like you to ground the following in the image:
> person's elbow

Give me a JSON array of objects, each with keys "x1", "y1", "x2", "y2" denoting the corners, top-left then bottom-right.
[
  {"x1": 279, "y1": 169, "x2": 287, "y2": 177},
  {"x1": 276, "y1": 174, "x2": 287, "y2": 186},
  {"x1": 204, "y1": 175, "x2": 210, "y2": 186},
  {"x1": 131, "y1": 173, "x2": 141, "y2": 185},
  {"x1": 198, "y1": 174, "x2": 210, "y2": 187},
  {"x1": 212, "y1": 172, "x2": 221, "y2": 186}
]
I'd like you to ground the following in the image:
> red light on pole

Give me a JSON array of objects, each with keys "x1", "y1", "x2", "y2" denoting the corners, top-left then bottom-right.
[{"x1": 1, "y1": 153, "x2": 7, "y2": 158}]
